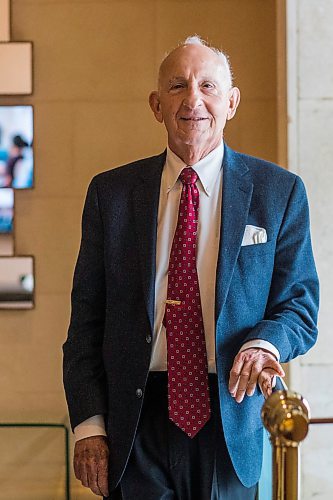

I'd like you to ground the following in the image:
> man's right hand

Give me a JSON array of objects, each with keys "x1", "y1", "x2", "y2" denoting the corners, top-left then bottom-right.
[{"x1": 74, "y1": 435, "x2": 109, "y2": 497}]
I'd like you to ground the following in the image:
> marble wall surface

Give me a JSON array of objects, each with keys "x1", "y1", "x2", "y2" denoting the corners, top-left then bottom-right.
[{"x1": 287, "y1": 1, "x2": 333, "y2": 498}]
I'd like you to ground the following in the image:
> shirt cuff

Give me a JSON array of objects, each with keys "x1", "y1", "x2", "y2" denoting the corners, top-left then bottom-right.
[
  {"x1": 239, "y1": 339, "x2": 280, "y2": 361},
  {"x1": 74, "y1": 415, "x2": 107, "y2": 442}
]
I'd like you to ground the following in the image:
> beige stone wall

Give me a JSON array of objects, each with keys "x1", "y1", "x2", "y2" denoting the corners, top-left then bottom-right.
[
  {"x1": 0, "y1": 1, "x2": 280, "y2": 498},
  {"x1": 287, "y1": 1, "x2": 333, "y2": 498}
]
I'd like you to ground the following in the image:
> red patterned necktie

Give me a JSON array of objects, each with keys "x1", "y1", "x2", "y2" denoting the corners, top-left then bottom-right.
[{"x1": 165, "y1": 167, "x2": 211, "y2": 438}]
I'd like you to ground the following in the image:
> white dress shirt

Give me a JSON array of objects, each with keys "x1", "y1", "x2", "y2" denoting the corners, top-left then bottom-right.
[{"x1": 74, "y1": 141, "x2": 280, "y2": 441}]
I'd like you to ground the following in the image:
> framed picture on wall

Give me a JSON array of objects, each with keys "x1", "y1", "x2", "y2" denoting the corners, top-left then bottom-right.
[
  {"x1": 0, "y1": 41, "x2": 33, "y2": 95},
  {"x1": 0, "y1": 105, "x2": 33, "y2": 189}
]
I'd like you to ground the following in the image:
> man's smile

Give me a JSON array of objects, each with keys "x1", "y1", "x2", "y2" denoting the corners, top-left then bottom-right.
[{"x1": 179, "y1": 117, "x2": 208, "y2": 121}]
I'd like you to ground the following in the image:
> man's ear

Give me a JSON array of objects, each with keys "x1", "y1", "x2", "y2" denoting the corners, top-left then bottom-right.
[
  {"x1": 149, "y1": 91, "x2": 163, "y2": 123},
  {"x1": 226, "y1": 87, "x2": 241, "y2": 121}
]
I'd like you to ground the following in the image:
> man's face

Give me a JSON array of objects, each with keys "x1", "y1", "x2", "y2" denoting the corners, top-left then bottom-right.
[{"x1": 149, "y1": 44, "x2": 240, "y2": 158}]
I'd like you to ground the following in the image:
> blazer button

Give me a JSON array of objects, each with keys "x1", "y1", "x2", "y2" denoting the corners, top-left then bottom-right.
[
  {"x1": 146, "y1": 334, "x2": 152, "y2": 344},
  {"x1": 136, "y1": 388, "x2": 143, "y2": 399}
]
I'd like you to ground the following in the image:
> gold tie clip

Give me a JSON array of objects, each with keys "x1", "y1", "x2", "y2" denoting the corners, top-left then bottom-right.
[{"x1": 166, "y1": 299, "x2": 182, "y2": 306}]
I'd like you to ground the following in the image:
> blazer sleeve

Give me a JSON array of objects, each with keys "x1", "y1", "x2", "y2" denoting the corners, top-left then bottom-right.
[
  {"x1": 63, "y1": 177, "x2": 108, "y2": 431},
  {"x1": 242, "y1": 175, "x2": 319, "y2": 362}
]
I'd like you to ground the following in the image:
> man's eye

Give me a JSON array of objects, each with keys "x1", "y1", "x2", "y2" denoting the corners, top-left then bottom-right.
[
  {"x1": 202, "y1": 82, "x2": 214, "y2": 89},
  {"x1": 170, "y1": 83, "x2": 185, "y2": 90}
]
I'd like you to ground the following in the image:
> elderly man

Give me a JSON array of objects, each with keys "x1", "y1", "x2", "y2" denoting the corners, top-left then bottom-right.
[{"x1": 63, "y1": 36, "x2": 319, "y2": 499}]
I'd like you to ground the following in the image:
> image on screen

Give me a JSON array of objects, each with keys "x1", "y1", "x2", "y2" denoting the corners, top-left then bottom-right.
[
  {"x1": 0, "y1": 188, "x2": 14, "y2": 233},
  {"x1": 0, "y1": 106, "x2": 33, "y2": 189}
]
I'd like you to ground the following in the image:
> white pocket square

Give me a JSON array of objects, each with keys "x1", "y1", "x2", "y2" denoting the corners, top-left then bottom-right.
[{"x1": 241, "y1": 225, "x2": 267, "y2": 246}]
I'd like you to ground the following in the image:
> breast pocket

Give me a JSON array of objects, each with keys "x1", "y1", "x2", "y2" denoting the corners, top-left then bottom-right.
[
  {"x1": 238, "y1": 239, "x2": 276, "y2": 257},
  {"x1": 235, "y1": 239, "x2": 276, "y2": 305}
]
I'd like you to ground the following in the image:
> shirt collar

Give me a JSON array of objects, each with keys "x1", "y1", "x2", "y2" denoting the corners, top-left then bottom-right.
[{"x1": 164, "y1": 141, "x2": 224, "y2": 196}]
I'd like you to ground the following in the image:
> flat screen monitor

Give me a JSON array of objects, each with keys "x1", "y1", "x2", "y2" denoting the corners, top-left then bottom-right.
[
  {"x1": 0, "y1": 256, "x2": 34, "y2": 309},
  {"x1": 0, "y1": 188, "x2": 13, "y2": 233},
  {"x1": 0, "y1": 105, "x2": 33, "y2": 189}
]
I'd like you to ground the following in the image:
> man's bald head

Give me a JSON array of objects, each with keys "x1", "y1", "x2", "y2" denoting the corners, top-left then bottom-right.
[{"x1": 158, "y1": 36, "x2": 233, "y2": 93}]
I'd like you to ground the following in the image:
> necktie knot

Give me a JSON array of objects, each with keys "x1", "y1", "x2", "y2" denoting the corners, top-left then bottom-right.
[{"x1": 180, "y1": 167, "x2": 198, "y2": 186}]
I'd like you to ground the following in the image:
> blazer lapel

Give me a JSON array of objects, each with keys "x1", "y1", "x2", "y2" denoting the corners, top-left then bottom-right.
[
  {"x1": 215, "y1": 146, "x2": 253, "y2": 322},
  {"x1": 132, "y1": 152, "x2": 166, "y2": 333}
]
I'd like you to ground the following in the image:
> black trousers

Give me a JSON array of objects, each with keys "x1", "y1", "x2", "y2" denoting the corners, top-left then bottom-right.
[{"x1": 111, "y1": 372, "x2": 257, "y2": 500}]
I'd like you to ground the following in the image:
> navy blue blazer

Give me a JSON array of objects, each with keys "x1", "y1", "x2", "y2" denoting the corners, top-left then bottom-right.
[{"x1": 63, "y1": 145, "x2": 319, "y2": 490}]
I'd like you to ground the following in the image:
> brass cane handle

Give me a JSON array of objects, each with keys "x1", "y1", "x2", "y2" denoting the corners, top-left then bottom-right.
[
  {"x1": 261, "y1": 390, "x2": 310, "y2": 500},
  {"x1": 262, "y1": 390, "x2": 310, "y2": 446}
]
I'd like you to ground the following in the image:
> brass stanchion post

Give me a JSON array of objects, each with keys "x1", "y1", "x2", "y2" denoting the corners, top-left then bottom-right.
[{"x1": 261, "y1": 391, "x2": 310, "y2": 500}]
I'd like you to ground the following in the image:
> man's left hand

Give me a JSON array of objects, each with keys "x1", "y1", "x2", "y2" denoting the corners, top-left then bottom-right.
[{"x1": 228, "y1": 348, "x2": 285, "y2": 403}]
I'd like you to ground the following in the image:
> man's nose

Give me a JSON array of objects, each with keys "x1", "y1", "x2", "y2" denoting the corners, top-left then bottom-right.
[{"x1": 182, "y1": 86, "x2": 202, "y2": 109}]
